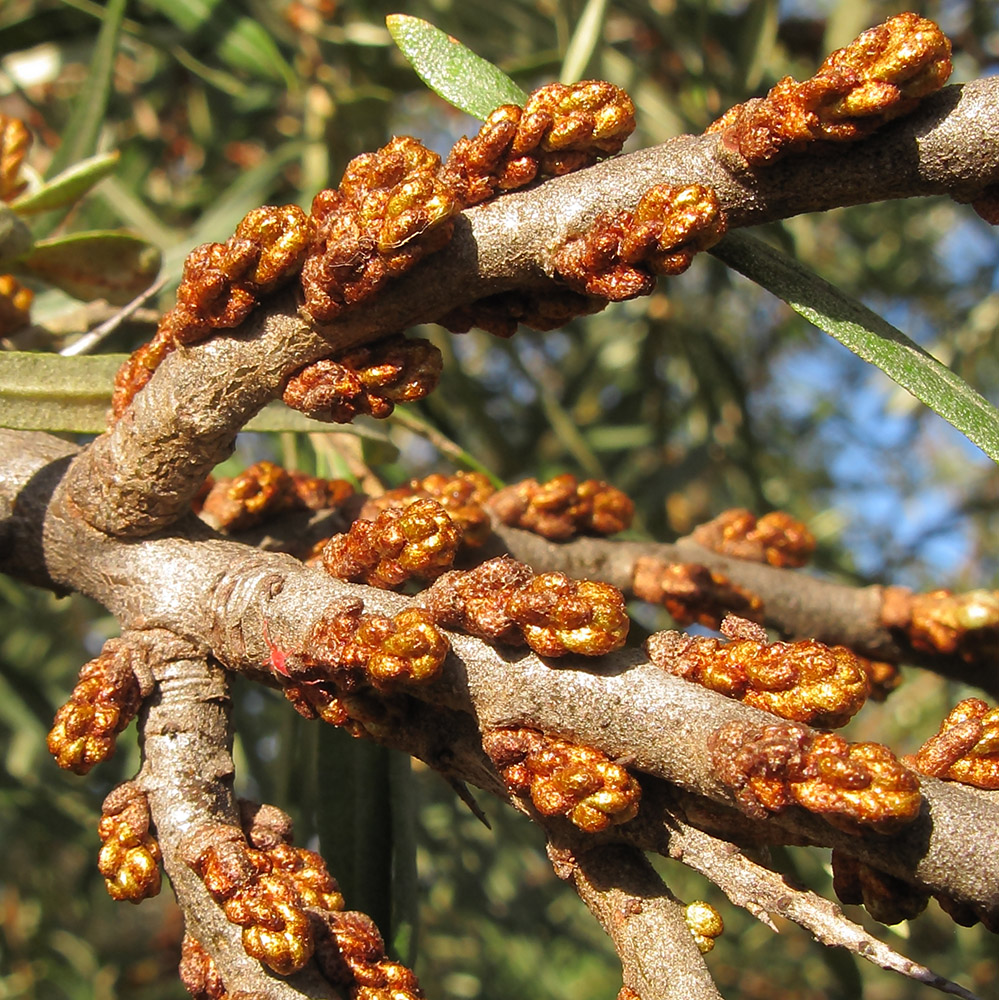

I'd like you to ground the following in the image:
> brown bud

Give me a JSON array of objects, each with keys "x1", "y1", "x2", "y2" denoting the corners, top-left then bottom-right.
[
  {"x1": 47, "y1": 638, "x2": 149, "y2": 774},
  {"x1": 646, "y1": 614, "x2": 869, "y2": 728},
  {"x1": 506, "y1": 572, "x2": 630, "y2": 657},
  {"x1": 282, "y1": 336, "x2": 442, "y2": 423},
  {"x1": 691, "y1": 508, "x2": 815, "y2": 568},
  {"x1": 321, "y1": 498, "x2": 461, "y2": 589},
  {"x1": 443, "y1": 81, "x2": 635, "y2": 207},
  {"x1": 707, "y1": 13, "x2": 951, "y2": 166},
  {"x1": 483, "y1": 727, "x2": 641, "y2": 832},
  {"x1": 0, "y1": 273, "x2": 33, "y2": 337},
  {"x1": 488, "y1": 473, "x2": 633, "y2": 540},
  {"x1": 906, "y1": 699, "x2": 999, "y2": 789},
  {"x1": 709, "y1": 720, "x2": 921, "y2": 833},
  {"x1": 301, "y1": 137, "x2": 457, "y2": 323},
  {"x1": 0, "y1": 114, "x2": 30, "y2": 201},
  {"x1": 97, "y1": 782, "x2": 161, "y2": 903},
  {"x1": 633, "y1": 558, "x2": 763, "y2": 630},
  {"x1": 830, "y1": 850, "x2": 929, "y2": 925},
  {"x1": 179, "y1": 934, "x2": 226, "y2": 999}
]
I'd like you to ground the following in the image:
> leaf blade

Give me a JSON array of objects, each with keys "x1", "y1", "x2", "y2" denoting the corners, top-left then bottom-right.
[
  {"x1": 386, "y1": 14, "x2": 527, "y2": 119},
  {"x1": 711, "y1": 231, "x2": 999, "y2": 464},
  {"x1": 11, "y1": 151, "x2": 120, "y2": 215}
]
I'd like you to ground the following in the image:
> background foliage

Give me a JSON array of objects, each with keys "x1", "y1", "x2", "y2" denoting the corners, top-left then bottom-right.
[{"x1": 0, "y1": 1, "x2": 997, "y2": 997}]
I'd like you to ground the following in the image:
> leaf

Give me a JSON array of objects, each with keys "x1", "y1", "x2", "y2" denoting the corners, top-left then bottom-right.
[
  {"x1": 0, "y1": 204, "x2": 34, "y2": 264},
  {"x1": 11, "y1": 151, "x2": 120, "y2": 215},
  {"x1": 0, "y1": 352, "x2": 397, "y2": 437},
  {"x1": 386, "y1": 14, "x2": 527, "y2": 119},
  {"x1": 560, "y1": 0, "x2": 609, "y2": 84},
  {"x1": 19, "y1": 232, "x2": 162, "y2": 306},
  {"x1": 45, "y1": 0, "x2": 127, "y2": 179},
  {"x1": 711, "y1": 231, "x2": 999, "y2": 465}
]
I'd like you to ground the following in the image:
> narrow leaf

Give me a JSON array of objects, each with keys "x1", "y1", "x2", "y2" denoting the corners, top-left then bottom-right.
[
  {"x1": 560, "y1": 0, "x2": 609, "y2": 84},
  {"x1": 19, "y1": 232, "x2": 161, "y2": 305},
  {"x1": 711, "y1": 231, "x2": 999, "y2": 464},
  {"x1": 46, "y1": 0, "x2": 127, "y2": 178},
  {"x1": 11, "y1": 151, "x2": 119, "y2": 215},
  {"x1": 0, "y1": 352, "x2": 396, "y2": 437},
  {"x1": 386, "y1": 14, "x2": 527, "y2": 119}
]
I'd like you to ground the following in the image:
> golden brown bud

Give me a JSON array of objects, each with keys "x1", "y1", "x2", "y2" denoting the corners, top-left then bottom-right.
[
  {"x1": 709, "y1": 721, "x2": 921, "y2": 834},
  {"x1": 97, "y1": 782, "x2": 161, "y2": 903},
  {"x1": 0, "y1": 114, "x2": 30, "y2": 201},
  {"x1": 483, "y1": 727, "x2": 641, "y2": 832},
  {"x1": 0, "y1": 273, "x2": 33, "y2": 337},
  {"x1": 906, "y1": 698, "x2": 999, "y2": 789},
  {"x1": 685, "y1": 901, "x2": 724, "y2": 953},
  {"x1": 691, "y1": 508, "x2": 815, "y2": 568},
  {"x1": 831, "y1": 850, "x2": 929, "y2": 925},
  {"x1": 646, "y1": 615, "x2": 869, "y2": 728}
]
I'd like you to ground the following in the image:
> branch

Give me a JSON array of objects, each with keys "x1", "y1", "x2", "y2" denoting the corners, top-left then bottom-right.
[
  {"x1": 60, "y1": 77, "x2": 999, "y2": 537},
  {"x1": 6, "y1": 430, "x2": 996, "y2": 922},
  {"x1": 135, "y1": 633, "x2": 340, "y2": 999}
]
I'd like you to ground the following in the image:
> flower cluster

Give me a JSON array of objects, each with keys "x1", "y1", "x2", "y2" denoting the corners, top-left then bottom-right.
[
  {"x1": 881, "y1": 585, "x2": 999, "y2": 666},
  {"x1": 690, "y1": 508, "x2": 815, "y2": 568},
  {"x1": 552, "y1": 184, "x2": 726, "y2": 300},
  {"x1": 646, "y1": 615, "x2": 869, "y2": 728},
  {"x1": 282, "y1": 335, "x2": 442, "y2": 423},
  {"x1": 632, "y1": 558, "x2": 763, "y2": 629},
  {"x1": 423, "y1": 556, "x2": 630, "y2": 657},
  {"x1": 197, "y1": 460, "x2": 353, "y2": 531},
  {"x1": 364, "y1": 470, "x2": 496, "y2": 546},
  {"x1": 301, "y1": 136, "x2": 458, "y2": 322},
  {"x1": 97, "y1": 782, "x2": 161, "y2": 903},
  {"x1": 488, "y1": 473, "x2": 634, "y2": 540},
  {"x1": 111, "y1": 204, "x2": 310, "y2": 418},
  {"x1": 685, "y1": 901, "x2": 725, "y2": 953},
  {"x1": 483, "y1": 727, "x2": 641, "y2": 832},
  {"x1": 906, "y1": 698, "x2": 999, "y2": 789},
  {"x1": 443, "y1": 81, "x2": 635, "y2": 207},
  {"x1": 321, "y1": 498, "x2": 462, "y2": 589},
  {"x1": 181, "y1": 813, "x2": 344, "y2": 976},
  {"x1": 178, "y1": 935, "x2": 226, "y2": 1000},
  {"x1": 47, "y1": 637, "x2": 152, "y2": 774},
  {"x1": 707, "y1": 12, "x2": 952, "y2": 166},
  {"x1": 708, "y1": 720, "x2": 922, "y2": 834}
]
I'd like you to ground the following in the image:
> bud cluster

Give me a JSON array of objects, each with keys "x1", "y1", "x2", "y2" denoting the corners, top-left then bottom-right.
[
  {"x1": 321, "y1": 498, "x2": 462, "y2": 589},
  {"x1": 488, "y1": 473, "x2": 634, "y2": 540},
  {"x1": 181, "y1": 811, "x2": 344, "y2": 976},
  {"x1": 301, "y1": 136, "x2": 457, "y2": 322},
  {"x1": 111, "y1": 205, "x2": 310, "y2": 418},
  {"x1": 690, "y1": 508, "x2": 815, "y2": 568},
  {"x1": 364, "y1": 470, "x2": 496, "y2": 547},
  {"x1": 47, "y1": 637, "x2": 152, "y2": 774},
  {"x1": 552, "y1": 184, "x2": 726, "y2": 300},
  {"x1": 707, "y1": 13, "x2": 952, "y2": 166},
  {"x1": 198, "y1": 460, "x2": 353, "y2": 531},
  {"x1": 906, "y1": 698, "x2": 999, "y2": 789},
  {"x1": 708, "y1": 720, "x2": 922, "y2": 834},
  {"x1": 97, "y1": 782, "x2": 162, "y2": 903},
  {"x1": 282, "y1": 335, "x2": 442, "y2": 423},
  {"x1": 483, "y1": 727, "x2": 641, "y2": 832},
  {"x1": 646, "y1": 615, "x2": 869, "y2": 728},
  {"x1": 0, "y1": 113, "x2": 30, "y2": 201},
  {"x1": 632, "y1": 558, "x2": 763, "y2": 629},
  {"x1": 422, "y1": 556, "x2": 630, "y2": 657},
  {"x1": 443, "y1": 81, "x2": 635, "y2": 207},
  {"x1": 831, "y1": 850, "x2": 928, "y2": 925}
]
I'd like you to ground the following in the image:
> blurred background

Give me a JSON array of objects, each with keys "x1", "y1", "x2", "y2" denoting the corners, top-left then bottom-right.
[{"x1": 1, "y1": 0, "x2": 997, "y2": 997}]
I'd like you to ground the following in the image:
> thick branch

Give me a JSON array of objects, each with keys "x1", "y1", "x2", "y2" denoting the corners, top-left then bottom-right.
[
  {"x1": 6, "y1": 431, "x2": 996, "y2": 920},
  {"x1": 61, "y1": 78, "x2": 999, "y2": 537},
  {"x1": 136, "y1": 635, "x2": 339, "y2": 999}
]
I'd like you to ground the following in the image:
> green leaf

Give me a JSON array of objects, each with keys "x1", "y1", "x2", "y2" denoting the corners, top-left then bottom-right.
[
  {"x1": 711, "y1": 231, "x2": 999, "y2": 464},
  {"x1": 0, "y1": 352, "x2": 398, "y2": 437},
  {"x1": 46, "y1": 0, "x2": 127, "y2": 179},
  {"x1": 11, "y1": 151, "x2": 119, "y2": 215},
  {"x1": 19, "y1": 232, "x2": 161, "y2": 305},
  {"x1": 559, "y1": 0, "x2": 609, "y2": 84},
  {"x1": 386, "y1": 14, "x2": 527, "y2": 119}
]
